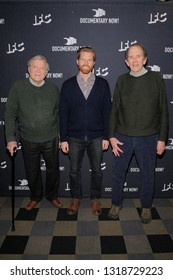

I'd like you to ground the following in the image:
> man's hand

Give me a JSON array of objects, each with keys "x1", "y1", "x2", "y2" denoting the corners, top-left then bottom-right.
[
  {"x1": 7, "y1": 141, "x2": 17, "y2": 156},
  {"x1": 157, "y1": 140, "x2": 165, "y2": 155},
  {"x1": 109, "y1": 137, "x2": 124, "y2": 157},
  {"x1": 60, "y1": 141, "x2": 69, "y2": 153},
  {"x1": 102, "y1": 140, "x2": 109, "y2": 150}
]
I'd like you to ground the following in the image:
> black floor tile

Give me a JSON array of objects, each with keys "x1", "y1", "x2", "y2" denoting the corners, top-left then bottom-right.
[
  {"x1": 100, "y1": 236, "x2": 127, "y2": 254},
  {"x1": 0, "y1": 236, "x2": 29, "y2": 254},
  {"x1": 99, "y1": 208, "x2": 116, "y2": 221},
  {"x1": 147, "y1": 234, "x2": 173, "y2": 253},
  {"x1": 150, "y1": 208, "x2": 161, "y2": 220},
  {"x1": 15, "y1": 208, "x2": 39, "y2": 220},
  {"x1": 50, "y1": 236, "x2": 76, "y2": 254},
  {"x1": 56, "y1": 208, "x2": 78, "y2": 221}
]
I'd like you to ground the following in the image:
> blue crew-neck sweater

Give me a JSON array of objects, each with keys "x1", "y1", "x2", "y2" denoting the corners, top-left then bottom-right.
[{"x1": 59, "y1": 75, "x2": 111, "y2": 141}]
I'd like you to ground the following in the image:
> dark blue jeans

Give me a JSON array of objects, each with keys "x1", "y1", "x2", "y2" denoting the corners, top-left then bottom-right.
[
  {"x1": 21, "y1": 136, "x2": 59, "y2": 202},
  {"x1": 112, "y1": 133, "x2": 158, "y2": 208},
  {"x1": 68, "y1": 137, "x2": 103, "y2": 199}
]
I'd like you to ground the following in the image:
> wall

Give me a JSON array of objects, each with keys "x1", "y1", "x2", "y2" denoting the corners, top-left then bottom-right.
[{"x1": 0, "y1": 1, "x2": 173, "y2": 198}]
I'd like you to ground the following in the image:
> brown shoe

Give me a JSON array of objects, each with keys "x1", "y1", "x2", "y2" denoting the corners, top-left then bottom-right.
[
  {"x1": 67, "y1": 199, "x2": 80, "y2": 215},
  {"x1": 51, "y1": 198, "x2": 63, "y2": 208},
  {"x1": 25, "y1": 200, "x2": 38, "y2": 211},
  {"x1": 91, "y1": 199, "x2": 102, "y2": 216},
  {"x1": 141, "y1": 208, "x2": 152, "y2": 224}
]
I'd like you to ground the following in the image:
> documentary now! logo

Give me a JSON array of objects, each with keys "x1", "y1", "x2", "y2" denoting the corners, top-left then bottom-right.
[
  {"x1": 104, "y1": 182, "x2": 139, "y2": 193},
  {"x1": 25, "y1": 72, "x2": 63, "y2": 79},
  {"x1": 165, "y1": 46, "x2": 173, "y2": 53},
  {"x1": 52, "y1": 37, "x2": 81, "y2": 52},
  {"x1": 148, "y1": 65, "x2": 173, "y2": 80},
  {"x1": 0, "y1": 18, "x2": 5, "y2": 24},
  {"x1": 130, "y1": 167, "x2": 164, "y2": 173},
  {"x1": 80, "y1": 8, "x2": 119, "y2": 24},
  {"x1": 165, "y1": 138, "x2": 173, "y2": 150},
  {"x1": 9, "y1": 179, "x2": 29, "y2": 191}
]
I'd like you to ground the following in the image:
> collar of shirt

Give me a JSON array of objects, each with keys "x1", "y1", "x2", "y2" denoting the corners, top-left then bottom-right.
[
  {"x1": 77, "y1": 73, "x2": 95, "y2": 99},
  {"x1": 77, "y1": 72, "x2": 95, "y2": 83},
  {"x1": 29, "y1": 77, "x2": 45, "y2": 87},
  {"x1": 130, "y1": 67, "x2": 148, "y2": 77}
]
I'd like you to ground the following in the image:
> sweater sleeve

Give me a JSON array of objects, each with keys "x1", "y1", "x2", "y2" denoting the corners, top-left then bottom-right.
[
  {"x1": 59, "y1": 82, "x2": 69, "y2": 142},
  {"x1": 108, "y1": 78, "x2": 121, "y2": 139},
  {"x1": 157, "y1": 73, "x2": 169, "y2": 142},
  {"x1": 4, "y1": 83, "x2": 19, "y2": 142},
  {"x1": 102, "y1": 79, "x2": 112, "y2": 140}
]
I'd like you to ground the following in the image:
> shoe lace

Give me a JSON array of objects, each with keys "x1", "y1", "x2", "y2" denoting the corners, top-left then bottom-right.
[
  {"x1": 142, "y1": 208, "x2": 151, "y2": 218},
  {"x1": 111, "y1": 205, "x2": 119, "y2": 215}
]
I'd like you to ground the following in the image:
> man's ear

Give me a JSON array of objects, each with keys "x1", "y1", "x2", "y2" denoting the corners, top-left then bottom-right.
[
  {"x1": 143, "y1": 57, "x2": 148, "y2": 65},
  {"x1": 125, "y1": 59, "x2": 129, "y2": 67}
]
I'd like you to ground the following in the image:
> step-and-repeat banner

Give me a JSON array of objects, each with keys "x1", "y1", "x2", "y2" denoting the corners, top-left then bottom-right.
[{"x1": 0, "y1": 1, "x2": 173, "y2": 198}]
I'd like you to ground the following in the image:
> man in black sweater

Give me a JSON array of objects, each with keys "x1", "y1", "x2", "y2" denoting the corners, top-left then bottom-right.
[
  {"x1": 4, "y1": 55, "x2": 62, "y2": 210},
  {"x1": 108, "y1": 43, "x2": 169, "y2": 223},
  {"x1": 60, "y1": 47, "x2": 111, "y2": 215}
]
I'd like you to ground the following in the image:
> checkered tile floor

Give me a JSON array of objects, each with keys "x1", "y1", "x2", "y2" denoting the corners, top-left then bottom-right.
[{"x1": 0, "y1": 197, "x2": 173, "y2": 260}]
